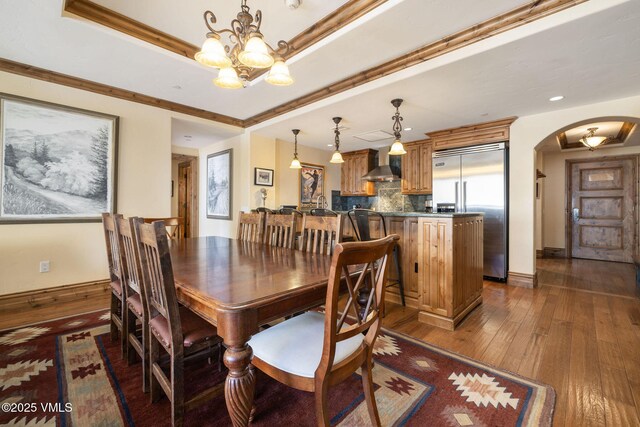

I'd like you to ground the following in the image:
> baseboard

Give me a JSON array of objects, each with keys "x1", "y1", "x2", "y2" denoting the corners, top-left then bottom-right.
[
  {"x1": 0, "y1": 279, "x2": 110, "y2": 314},
  {"x1": 536, "y1": 249, "x2": 543, "y2": 259},
  {"x1": 507, "y1": 271, "x2": 538, "y2": 288},
  {"x1": 543, "y1": 247, "x2": 567, "y2": 258}
]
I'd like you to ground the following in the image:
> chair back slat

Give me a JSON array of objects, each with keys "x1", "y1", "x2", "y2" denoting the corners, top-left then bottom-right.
[
  {"x1": 318, "y1": 235, "x2": 398, "y2": 375},
  {"x1": 102, "y1": 213, "x2": 125, "y2": 283},
  {"x1": 237, "y1": 211, "x2": 265, "y2": 243},
  {"x1": 134, "y1": 221, "x2": 182, "y2": 347},
  {"x1": 116, "y1": 217, "x2": 146, "y2": 305},
  {"x1": 264, "y1": 213, "x2": 297, "y2": 248},
  {"x1": 300, "y1": 214, "x2": 341, "y2": 255}
]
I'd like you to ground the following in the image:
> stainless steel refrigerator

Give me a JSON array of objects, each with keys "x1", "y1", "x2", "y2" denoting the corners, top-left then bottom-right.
[{"x1": 432, "y1": 143, "x2": 508, "y2": 280}]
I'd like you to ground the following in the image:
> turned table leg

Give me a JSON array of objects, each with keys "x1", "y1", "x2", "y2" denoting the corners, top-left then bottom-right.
[{"x1": 224, "y1": 342, "x2": 255, "y2": 427}]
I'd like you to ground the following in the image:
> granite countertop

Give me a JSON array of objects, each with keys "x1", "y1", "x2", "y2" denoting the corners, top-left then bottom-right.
[{"x1": 333, "y1": 211, "x2": 483, "y2": 218}]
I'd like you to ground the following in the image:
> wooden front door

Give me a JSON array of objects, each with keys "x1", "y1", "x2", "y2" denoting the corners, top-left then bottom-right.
[{"x1": 569, "y1": 158, "x2": 636, "y2": 263}]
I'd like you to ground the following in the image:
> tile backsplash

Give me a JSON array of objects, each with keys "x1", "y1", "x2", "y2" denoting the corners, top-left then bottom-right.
[{"x1": 332, "y1": 181, "x2": 431, "y2": 212}]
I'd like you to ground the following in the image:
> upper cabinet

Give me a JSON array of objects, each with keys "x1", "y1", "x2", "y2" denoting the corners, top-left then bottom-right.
[
  {"x1": 341, "y1": 149, "x2": 377, "y2": 196},
  {"x1": 401, "y1": 140, "x2": 432, "y2": 194},
  {"x1": 426, "y1": 117, "x2": 517, "y2": 151}
]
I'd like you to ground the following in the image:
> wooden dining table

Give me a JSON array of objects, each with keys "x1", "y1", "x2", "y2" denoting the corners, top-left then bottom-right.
[{"x1": 169, "y1": 236, "x2": 334, "y2": 427}]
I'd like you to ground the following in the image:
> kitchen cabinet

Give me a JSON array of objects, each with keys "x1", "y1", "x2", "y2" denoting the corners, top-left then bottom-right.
[
  {"x1": 417, "y1": 215, "x2": 484, "y2": 330},
  {"x1": 340, "y1": 149, "x2": 377, "y2": 196},
  {"x1": 401, "y1": 140, "x2": 432, "y2": 194},
  {"x1": 426, "y1": 117, "x2": 516, "y2": 151}
]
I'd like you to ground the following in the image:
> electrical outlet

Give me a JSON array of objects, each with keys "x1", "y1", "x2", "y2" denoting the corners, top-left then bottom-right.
[{"x1": 39, "y1": 260, "x2": 50, "y2": 273}]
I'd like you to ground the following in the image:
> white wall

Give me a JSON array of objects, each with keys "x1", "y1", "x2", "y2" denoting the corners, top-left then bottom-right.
[
  {"x1": 0, "y1": 72, "x2": 238, "y2": 295},
  {"x1": 509, "y1": 94, "x2": 640, "y2": 276},
  {"x1": 540, "y1": 144, "x2": 640, "y2": 249}
]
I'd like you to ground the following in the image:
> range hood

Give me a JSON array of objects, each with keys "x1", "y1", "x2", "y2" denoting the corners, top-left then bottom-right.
[{"x1": 362, "y1": 148, "x2": 401, "y2": 182}]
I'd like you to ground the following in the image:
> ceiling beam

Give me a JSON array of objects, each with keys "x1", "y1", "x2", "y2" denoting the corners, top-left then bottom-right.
[
  {"x1": 0, "y1": 58, "x2": 245, "y2": 128},
  {"x1": 243, "y1": 0, "x2": 587, "y2": 127}
]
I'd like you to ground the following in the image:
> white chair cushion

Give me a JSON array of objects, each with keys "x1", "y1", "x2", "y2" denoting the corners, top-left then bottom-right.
[{"x1": 249, "y1": 311, "x2": 364, "y2": 378}]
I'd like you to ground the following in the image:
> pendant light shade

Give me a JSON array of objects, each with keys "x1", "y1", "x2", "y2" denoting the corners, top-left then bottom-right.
[
  {"x1": 330, "y1": 117, "x2": 345, "y2": 164},
  {"x1": 265, "y1": 60, "x2": 294, "y2": 86},
  {"x1": 389, "y1": 139, "x2": 407, "y2": 155},
  {"x1": 195, "y1": 36, "x2": 231, "y2": 68},
  {"x1": 238, "y1": 35, "x2": 274, "y2": 69},
  {"x1": 388, "y1": 98, "x2": 407, "y2": 155},
  {"x1": 290, "y1": 129, "x2": 302, "y2": 169},
  {"x1": 214, "y1": 67, "x2": 243, "y2": 89},
  {"x1": 579, "y1": 127, "x2": 607, "y2": 150}
]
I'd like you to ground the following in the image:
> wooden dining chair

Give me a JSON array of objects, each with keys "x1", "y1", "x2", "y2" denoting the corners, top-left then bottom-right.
[
  {"x1": 237, "y1": 211, "x2": 265, "y2": 243},
  {"x1": 143, "y1": 217, "x2": 185, "y2": 240},
  {"x1": 102, "y1": 212, "x2": 126, "y2": 357},
  {"x1": 135, "y1": 220, "x2": 224, "y2": 427},
  {"x1": 249, "y1": 235, "x2": 399, "y2": 426},
  {"x1": 300, "y1": 213, "x2": 342, "y2": 255},
  {"x1": 116, "y1": 216, "x2": 150, "y2": 392},
  {"x1": 263, "y1": 212, "x2": 297, "y2": 248}
]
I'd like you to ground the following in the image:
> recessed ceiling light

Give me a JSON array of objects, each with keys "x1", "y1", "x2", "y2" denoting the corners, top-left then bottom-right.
[
  {"x1": 327, "y1": 144, "x2": 333, "y2": 147},
  {"x1": 404, "y1": 127, "x2": 412, "y2": 131},
  {"x1": 549, "y1": 95, "x2": 564, "y2": 102}
]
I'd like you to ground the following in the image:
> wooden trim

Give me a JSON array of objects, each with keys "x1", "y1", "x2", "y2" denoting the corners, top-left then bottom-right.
[
  {"x1": 0, "y1": 279, "x2": 110, "y2": 314},
  {"x1": 0, "y1": 58, "x2": 245, "y2": 128},
  {"x1": 64, "y1": 0, "x2": 197, "y2": 59},
  {"x1": 64, "y1": 0, "x2": 390, "y2": 81},
  {"x1": 542, "y1": 247, "x2": 567, "y2": 258},
  {"x1": 507, "y1": 271, "x2": 537, "y2": 288},
  {"x1": 536, "y1": 249, "x2": 543, "y2": 259},
  {"x1": 616, "y1": 121, "x2": 636, "y2": 142},
  {"x1": 426, "y1": 117, "x2": 517, "y2": 150},
  {"x1": 244, "y1": 0, "x2": 585, "y2": 126}
]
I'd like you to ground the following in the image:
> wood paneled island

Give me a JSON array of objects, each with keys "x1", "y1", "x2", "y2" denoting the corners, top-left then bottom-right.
[{"x1": 341, "y1": 212, "x2": 483, "y2": 330}]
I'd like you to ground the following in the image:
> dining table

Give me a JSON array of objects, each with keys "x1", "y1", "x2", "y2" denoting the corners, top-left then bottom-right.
[{"x1": 169, "y1": 236, "x2": 334, "y2": 427}]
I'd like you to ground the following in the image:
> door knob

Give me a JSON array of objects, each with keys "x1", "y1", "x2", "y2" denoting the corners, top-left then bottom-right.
[{"x1": 572, "y1": 208, "x2": 580, "y2": 222}]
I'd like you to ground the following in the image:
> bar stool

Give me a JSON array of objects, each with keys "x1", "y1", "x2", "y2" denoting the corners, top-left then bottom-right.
[{"x1": 347, "y1": 209, "x2": 405, "y2": 306}]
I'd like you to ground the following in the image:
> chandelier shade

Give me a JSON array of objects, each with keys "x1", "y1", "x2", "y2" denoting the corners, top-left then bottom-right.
[
  {"x1": 389, "y1": 139, "x2": 407, "y2": 155},
  {"x1": 195, "y1": 0, "x2": 293, "y2": 89},
  {"x1": 579, "y1": 127, "x2": 607, "y2": 151},
  {"x1": 214, "y1": 67, "x2": 244, "y2": 89},
  {"x1": 265, "y1": 60, "x2": 294, "y2": 86}
]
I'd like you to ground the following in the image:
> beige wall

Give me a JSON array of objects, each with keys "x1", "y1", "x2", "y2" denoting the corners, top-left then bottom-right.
[
  {"x1": 250, "y1": 134, "x2": 278, "y2": 209},
  {"x1": 535, "y1": 150, "x2": 544, "y2": 252},
  {"x1": 509, "y1": 94, "x2": 640, "y2": 276},
  {"x1": 0, "y1": 72, "x2": 235, "y2": 295},
  {"x1": 540, "y1": 145, "x2": 640, "y2": 250},
  {"x1": 275, "y1": 138, "x2": 341, "y2": 208}
]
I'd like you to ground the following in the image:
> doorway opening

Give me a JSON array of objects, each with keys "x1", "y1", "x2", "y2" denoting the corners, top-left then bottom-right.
[{"x1": 172, "y1": 153, "x2": 198, "y2": 238}]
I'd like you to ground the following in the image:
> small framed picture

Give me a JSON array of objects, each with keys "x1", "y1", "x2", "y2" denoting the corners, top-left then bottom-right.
[{"x1": 254, "y1": 167, "x2": 274, "y2": 187}]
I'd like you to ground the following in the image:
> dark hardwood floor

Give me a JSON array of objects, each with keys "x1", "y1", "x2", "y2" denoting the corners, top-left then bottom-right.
[{"x1": 2, "y1": 258, "x2": 638, "y2": 426}]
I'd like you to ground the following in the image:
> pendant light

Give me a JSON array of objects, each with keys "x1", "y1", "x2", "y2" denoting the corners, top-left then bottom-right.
[
  {"x1": 579, "y1": 127, "x2": 607, "y2": 151},
  {"x1": 289, "y1": 129, "x2": 302, "y2": 169},
  {"x1": 330, "y1": 117, "x2": 345, "y2": 164},
  {"x1": 388, "y1": 98, "x2": 407, "y2": 155}
]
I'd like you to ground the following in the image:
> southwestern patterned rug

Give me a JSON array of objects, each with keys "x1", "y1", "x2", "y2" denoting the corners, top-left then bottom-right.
[{"x1": 0, "y1": 310, "x2": 555, "y2": 426}]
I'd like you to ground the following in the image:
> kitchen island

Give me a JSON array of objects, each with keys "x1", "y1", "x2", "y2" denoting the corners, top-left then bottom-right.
[{"x1": 339, "y1": 211, "x2": 483, "y2": 330}]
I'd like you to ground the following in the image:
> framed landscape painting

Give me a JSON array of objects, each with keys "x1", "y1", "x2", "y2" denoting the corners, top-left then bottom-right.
[
  {"x1": 207, "y1": 149, "x2": 232, "y2": 220},
  {"x1": 254, "y1": 167, "x2": 273, "y2": 186},
  {"x1": 299, "y1": 163, "x2": 325, "y2": 209},
  {"x1": 0, "y1": 93, "x2": 118, "y2": 223}
]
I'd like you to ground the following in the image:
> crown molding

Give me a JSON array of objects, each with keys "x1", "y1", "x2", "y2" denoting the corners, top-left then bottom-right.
[{"x1": 0, "y1": 58, "x2": 245, "y2": 128}]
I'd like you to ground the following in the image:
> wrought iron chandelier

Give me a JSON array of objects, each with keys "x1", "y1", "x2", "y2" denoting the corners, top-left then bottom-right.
[
  {"x1": 195, "y1": 0, "x2": 293, "y2": 89},
  {"x1": 579, "y1": 127, "x2": 607, "y2": 151},
  {"x1": 388, "y1": 98, "x2": 407, "y2": 155},
  {"x1": 330, "y1": 117, "x2": 345, "y2": 164},
  {"x1": 290, "y1": 129, "x2": 302, "y2": 169}
]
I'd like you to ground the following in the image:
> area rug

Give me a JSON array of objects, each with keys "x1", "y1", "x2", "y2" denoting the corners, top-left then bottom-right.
[{"x1": 0, "y1": 310, "x2": 554, "y2": 426}]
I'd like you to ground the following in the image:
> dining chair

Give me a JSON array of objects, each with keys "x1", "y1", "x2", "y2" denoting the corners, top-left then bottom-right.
[
  {"x1": 300, "y1": 213, "x2": 342, "y2": 255},
  {"x1": 263, "y1": 212, "x2": 297, "y2": 249},
  {"x1": 309, "y1": 208, "x2": 338, "y2": 217},
  {"x1": 135, "y1": 220, "x2": 224, "y2": 427},
  {"x1": 347, "y1": 209, "x2": 405, "y2": 306},
  {"x1": 143, "y1": 217, "x2": 185, "y2": 240},
  {"x1": 116, "y1": 216, "x2": 150, "y2": 392},
  {"x1": 237, "y1": 211, "x2": 265, "y2": 243},
  {"x1": 249, "y1": 235, "x2": 399, "y2": 426},
  {"x1": 101, "y1": 212, "x2": 126, "y2": 357}
]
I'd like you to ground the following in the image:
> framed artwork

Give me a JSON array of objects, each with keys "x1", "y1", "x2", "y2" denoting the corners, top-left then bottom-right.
[
  {"x1": 207, "y1": 149, "x2": 232, "y2": 220},
  {"x1": 254, "y1": 167, "x2": 273, "y2": 186},
  {"x1": 299, "y1": 163, "x2": 325, "y2": 209},
  {"x1": 0, "y1": 93, "x2": 119, "y2": 223}
]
